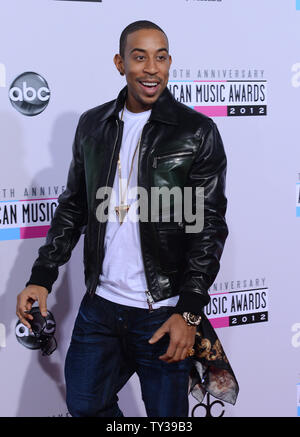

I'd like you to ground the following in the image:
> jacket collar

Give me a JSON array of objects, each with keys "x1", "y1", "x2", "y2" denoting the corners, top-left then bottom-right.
[{"x1": 99, "y1": 85, "x2": 179, "y2": 125}]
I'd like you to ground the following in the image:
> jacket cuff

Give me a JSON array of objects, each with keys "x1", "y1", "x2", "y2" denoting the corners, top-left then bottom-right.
[
  {"x1": 174, "y1": 291, "x2": 209, "y2": 315},
  {"x1": 25, "y1": 265, "x2": 58, "y2": 294}
]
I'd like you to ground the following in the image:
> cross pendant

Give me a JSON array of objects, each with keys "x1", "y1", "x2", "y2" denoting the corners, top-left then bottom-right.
[{"x1": 115, "y1": 204, "x2": 130, "y2": 224}]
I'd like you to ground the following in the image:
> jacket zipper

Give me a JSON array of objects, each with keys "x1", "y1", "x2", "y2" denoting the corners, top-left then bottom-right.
[
  {"x1": 90, "y1": 118, "x2": 120, "y2": 296},
  {"x1": 145, "y1": 290, "x2": 154, "y2": 313},
  {"x1": 134, "y1": 120, "x2": 156, "y2": 312},
  {"x1": 152, "y1": 150, "x2": 193, "y2": 168}
]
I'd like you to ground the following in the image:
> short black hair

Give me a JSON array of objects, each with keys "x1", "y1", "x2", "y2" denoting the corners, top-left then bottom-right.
[{"x1": 119, "y1": 20, "x2": 168, "y2": 58}]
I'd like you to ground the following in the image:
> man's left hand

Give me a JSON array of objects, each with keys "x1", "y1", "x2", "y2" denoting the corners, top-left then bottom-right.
[{"x1": 148, "y1": 313, "x2": 197, "y2": 363}]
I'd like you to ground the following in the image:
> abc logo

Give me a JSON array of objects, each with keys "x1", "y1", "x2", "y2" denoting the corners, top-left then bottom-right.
[
  {"x1": 9, "y1": 72, "x2": 50, "y2": 116},
  {"x1": 15, "y1": 320, "x2": 55, "y2": 338}
]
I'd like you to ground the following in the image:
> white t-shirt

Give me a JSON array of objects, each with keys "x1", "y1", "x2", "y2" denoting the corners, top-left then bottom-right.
[{"x1": 95, "y1": 105, "x2": 179, "y2": 309}]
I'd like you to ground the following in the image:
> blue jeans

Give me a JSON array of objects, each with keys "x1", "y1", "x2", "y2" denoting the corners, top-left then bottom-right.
[{"x1": 64, "y1": 293, "x2": 193, "y2": 417}]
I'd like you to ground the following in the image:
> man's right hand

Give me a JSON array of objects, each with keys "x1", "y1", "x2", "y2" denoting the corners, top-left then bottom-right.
[{"x1": 16, "y1": 285, "x2": 49, "y2": 330}]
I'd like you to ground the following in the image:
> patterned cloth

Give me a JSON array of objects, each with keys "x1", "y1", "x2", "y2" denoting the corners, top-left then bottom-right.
[{"x1": 188, "y1": 313, "x2": 239, "y2": 405}]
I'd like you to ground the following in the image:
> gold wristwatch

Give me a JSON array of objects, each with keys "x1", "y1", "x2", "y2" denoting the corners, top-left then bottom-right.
[{"x1": 182, "y1": 312, "x2": 202, "y2": 326}]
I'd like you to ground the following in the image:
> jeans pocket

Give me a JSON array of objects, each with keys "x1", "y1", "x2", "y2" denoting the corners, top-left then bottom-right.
[
  {"x1": 150, "y1": 333, "x2": 170, "y2": 361},
  {"x1": 77, "y1": 293, "x2": 112, "y2": 331}
]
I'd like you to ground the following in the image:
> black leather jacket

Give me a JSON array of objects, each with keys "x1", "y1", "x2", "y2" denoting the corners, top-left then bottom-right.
[{"x1": 26, "y1": 85, "x2": 228, "y2": 315}]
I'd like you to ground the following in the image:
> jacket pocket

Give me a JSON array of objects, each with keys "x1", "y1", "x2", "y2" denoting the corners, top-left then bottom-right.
[
  {"x1": 156, "y1": 223, "x2": 186, "y2": 272},
  {"x1": 152, "y1": 150, "x2": 194, "y2": 168},
  {"x1": 151, "y1": 150, "x2": 195, "y2": 194}
]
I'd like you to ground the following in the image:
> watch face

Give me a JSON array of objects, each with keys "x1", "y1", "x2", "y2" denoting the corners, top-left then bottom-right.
[
  {"x1": 182, "y1": 312, "x2": 201, "y2": 325},
  {"x1": 184, "y1": 312, "x2": 201, "y2": 325}
]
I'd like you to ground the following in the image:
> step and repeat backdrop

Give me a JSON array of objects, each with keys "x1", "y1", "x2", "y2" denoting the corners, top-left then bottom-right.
[{"x1": 0, "y1": 0, "x2": 300, "y2": 417}]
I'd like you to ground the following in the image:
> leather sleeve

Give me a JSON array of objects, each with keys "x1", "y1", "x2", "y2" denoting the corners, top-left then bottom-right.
[
  {"x1": 174, "y1": 120, "x2": 229, "y2": 315},
  {"x1": 25, "y1": 114, "x2": 88, "y2": 293}
]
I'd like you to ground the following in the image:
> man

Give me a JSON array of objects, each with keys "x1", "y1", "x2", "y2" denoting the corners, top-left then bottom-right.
[{"x1": 16, "y1": 20, "x2": 236, "y2": 417}]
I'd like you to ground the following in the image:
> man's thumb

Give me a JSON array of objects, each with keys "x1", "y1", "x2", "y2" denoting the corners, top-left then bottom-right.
[{"x1": 38, "y1": 297, "x2": 47, "y2": 317}]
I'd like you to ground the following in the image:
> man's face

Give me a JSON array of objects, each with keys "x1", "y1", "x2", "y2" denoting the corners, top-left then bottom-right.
[{"x1": 114, "y1": 28, "x2": 172, "y2": 112}]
